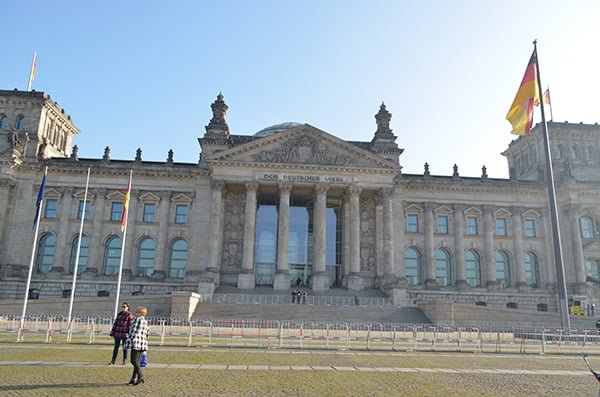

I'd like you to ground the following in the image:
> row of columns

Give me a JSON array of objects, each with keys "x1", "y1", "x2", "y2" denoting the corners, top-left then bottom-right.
[{"x1": 205, "y1": 180, "x2": 398, "y2": 292}]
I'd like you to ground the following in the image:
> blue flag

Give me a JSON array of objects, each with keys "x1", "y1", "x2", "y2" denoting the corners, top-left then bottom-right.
[{"x1": 32, "y1": 174, "x2": 46, "y2": 229}]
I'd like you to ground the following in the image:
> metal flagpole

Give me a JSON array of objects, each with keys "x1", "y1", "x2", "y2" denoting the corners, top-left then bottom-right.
[
  {"x1": 113, "y1": 170, "x2": 132, "y2": 320},
  {"x1": 27, "y1": 51, "x2": 37, "y2": 91},
  {"x1": 18, "y1": 166, "x2": 47, "y2": 342},
  {"x1": 533, "y1": 40, "x2": 571, "y2": 331},
  {"x1": 66, "y1": 167, "x2": 90, "y2": 343}
]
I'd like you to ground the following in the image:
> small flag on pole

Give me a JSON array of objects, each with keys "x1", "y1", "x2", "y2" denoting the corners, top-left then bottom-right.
[
  {"x1": 27, "y1": 52, "x2": 37, "y2": 91},
  {"x1": 32, "y1": 172, "x2": 46, "y2": 229},
  {"x1": 120, "y1": 177, "x2": 131, "y2": 232},
  {"x1": 506, "y1": 50, "x2": 541, "y2": 136},
  {"x1": 543, "y1": 88, "x2": 551, "y2": 105}
]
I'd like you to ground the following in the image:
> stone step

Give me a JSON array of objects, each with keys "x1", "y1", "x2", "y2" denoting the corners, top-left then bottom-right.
[{"x1": 192, "y1": 303, "x2": 432, "y2": 324}]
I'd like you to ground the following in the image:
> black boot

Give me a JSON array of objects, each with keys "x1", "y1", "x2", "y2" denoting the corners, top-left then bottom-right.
[{"x1": 133, "y1": 377, "x2": 145, "y2": 385}]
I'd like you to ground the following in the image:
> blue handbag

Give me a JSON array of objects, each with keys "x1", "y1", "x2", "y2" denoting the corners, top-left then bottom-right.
[{"x1": 140, "y1": 352, "x2": 148, "y2": 367}]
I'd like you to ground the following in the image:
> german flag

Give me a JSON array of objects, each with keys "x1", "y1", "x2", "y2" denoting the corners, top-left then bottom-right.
[
  {"x1": 506, "y1": 51, "x2": 540, "y2": 136},
  {"x1": 121, "y1": 178, "x2": 131, "y2": 232}
]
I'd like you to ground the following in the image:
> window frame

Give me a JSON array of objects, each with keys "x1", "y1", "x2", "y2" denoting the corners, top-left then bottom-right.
[
  {"x1": 175, "y1": 204, "x2": 189, "y2": 224},
  {"x1": 524, "y1": 219, "x2": 537, "y2": 238},
  {"x1": 44, "y1": 198, "x2": 58, "y2": 219},
  {"x1": 110, "y1": 201, "x2": 124, "y2": 222},
  {"x1": 406, "y1": 214, "x2": 419, "y2": 233},
  {"x1": 436, "y1": 215, "x2": 449, "y2": 234},
  {"x1": 495, "y1": 218, "x2": 508, "y2": 236},
  {"x1": 466, "y1": 216, "x2": 478, "y2": 235},
  {"x1": 143, "y1": 202, "x2": 156, "y2": 223}
]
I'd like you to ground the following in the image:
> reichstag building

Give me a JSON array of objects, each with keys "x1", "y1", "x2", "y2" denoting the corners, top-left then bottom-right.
[{"x1": 1, "y1": 89, "x2": 600, "y2": 313}]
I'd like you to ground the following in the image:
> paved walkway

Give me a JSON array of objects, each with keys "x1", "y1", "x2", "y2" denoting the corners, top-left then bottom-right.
[{"x1": 0, "y1": 361, "x2": 591, "y2": 376}]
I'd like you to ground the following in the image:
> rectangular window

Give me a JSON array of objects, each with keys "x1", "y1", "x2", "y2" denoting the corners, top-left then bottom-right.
[
  {"x1": 111, "y1": 202, "x2": 123, "y2": 221},
  {"x1": 77, "y1": 200, "x2": 91, "y2": 220},
  {"x1": 175, "y1": 204, "x2": 188, "y2": 224},
  {"x1": 496, "y1": 218, "x2": 507, "y2": 236},
  {"x1": 44, "y1": 199, "x2": 58, "y2": 219},
  {"x1": 406, "y1": 214, "x2": 419, "y2": 233},
  {"x1": 436, "y1": 215, "x2": 448, "y2": 234},
  {"x1": 466, "y1": 216, "x2": 478, "y2": 235},
  {"x1": 143, "y1": 203, "x2": 156, "y2": 222},
  {"x1": 524, "y1": 219, "x2": 537, "y2": 237}
]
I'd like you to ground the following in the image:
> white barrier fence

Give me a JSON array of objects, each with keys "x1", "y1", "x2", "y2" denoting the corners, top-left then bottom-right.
[{"x1": 2, "y1": 315, "x2": 600, "y2": 354}]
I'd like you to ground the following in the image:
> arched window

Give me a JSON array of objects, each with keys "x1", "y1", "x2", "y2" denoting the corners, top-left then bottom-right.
[
  {"x1": 495, "y1": 251, "x2": 511, "y2": 287},
  {"x1": 435, "y1": 248, "x2": 452, "y2": 286},
  {"x1": 404, "y1": 247, "x2": 421, "y2": 285},
  {"x1": 0, "y1": 115, "x2": 7, "y2": 129},
  {"x1": 36, "y1": 234, "x2": 56, "y2": 273},
  {"x1": 524, "y1": 251, "x2": 539, "y2": 287},
  {"x1": 69, "y1": 235, "x2": 90, "y2": 273},
  {"x1": 103, "y1": 236, "x2": 122, "y2": 275},
  {"x1": 169, "y1": 239, "x2": 188, "y2": 278},
  {"x1": 465, "y1": 249, "x2": 481, "y2": 287},
  {"x1": 136, "y1": 238, "x2": 156, "y2": 276},
  {"x1": 15, "y1": 115, "x2": 25, "y2": 130}
]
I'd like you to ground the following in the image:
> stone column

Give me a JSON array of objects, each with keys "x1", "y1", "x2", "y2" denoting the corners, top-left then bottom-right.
[
  {"x1": 512, "y1": 208, "x2": 526, "y2": 289},
  {"x1": 312, "y1": 184, "x2": 329, "y2": 291},
  {"x1": 347, "y1": 186, "x2": 363, "y2": 291},
  {"x1": 52, "y1": 188, "x2": 73, "y2": 273},
  {"x1": 483, "y1": 206, "x2": 497, "y2": 288},
  {"x1": 274, "y1": 183, "x2": 292, "y2": 290},
  {"x1": 566, "y1": 204, "x2": 587, "y2": 288},
  {"x1": 152, "y1": 191, "x2": 170, "y2": 278},
  {"x1": 0, "y1": 180, "x2": 16, "y2": 265},
  {"x1": 453, "y1": 204, "x2": 468, "y2": 289},
  {"x1": 238, "y1": 182, "x2": 258, "y2": 289},
  {"x1": 85, "y1": 188, "x2": 106, "y2": 275},
  {"x1": 380, "y1": 188, "x2": 398, "y2": 288},
  {"x1": 205, "y1": 180, "x2": 225, "y2": 276},
  {"x1": 423, "y1": 202, "x2": 436, "y2": 287}
]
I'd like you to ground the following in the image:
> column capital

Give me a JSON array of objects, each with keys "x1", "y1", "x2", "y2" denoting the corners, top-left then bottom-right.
[
  {"x1": 278, "y1": 182, "x2": 293, "y2": 194},
  {"x1": 380, "y1": 187, "x2": 394, "y2": 199},
  {"x1": 245, "y1": 182, "x2": 259, "y2": 192},
  {"x1": 564, "y1": 203, "x2": 582, "y2": 216},
  {"x1": 211, "y1": 179, "x2": 226, "y2": 191},
  {"x1": 346, "y1": 185, "x2": 362, "y2": 197},
  {"x1": 423, "y1": 201, "x2": 435, "y2": 212},
  {"x1": 314, "y1": 184, "x2": 329, "y2": 196},
  {"x1": 93, "y1": 188, "x2": 107, "y2": 197},
  {"x1": 159, "y1": 191, "x2": 171, "y2": 200},
  {"x1": 482, "y1": 205, "x2": 495, "y2": 215}
]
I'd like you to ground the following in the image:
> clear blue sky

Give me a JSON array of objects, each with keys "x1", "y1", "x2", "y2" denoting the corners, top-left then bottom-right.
[{"x1": 3, "y1": 1, "x2": 599, "y2": 178}]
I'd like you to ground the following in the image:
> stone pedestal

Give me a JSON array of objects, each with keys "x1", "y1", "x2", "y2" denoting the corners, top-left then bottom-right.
[
  {"x1": 273, "y1": 272, "x2": 290, "y2": 290},
  {"x1": 456, "y1": 280, "x2": 470, "y2": 291},
  {"x1": 384, "y1": 287, "x2": 407, "y2": 306},
  {"x1": 517, "y1": 282, "x2": 531, "y2": 293},
  {"x1": 170, "y1": 291, "x2": 202, "y2": 320},
  {"x1": 311, "y1": 272, "x2": 329, "y2": 292},
  {"x1": 197, "y1": 280, "x2": 216, "y2": 296},
  {"x1": 347, "y1": 273, "x2": 364, "y2": 291},
  {"x1": 425, "y1": 279, "x2": 438, "y2": 289},
  {"x1": 237, "y1": 272, "x2": 255, "y2": 289}
]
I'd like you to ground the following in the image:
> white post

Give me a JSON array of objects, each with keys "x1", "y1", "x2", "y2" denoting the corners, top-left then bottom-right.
[
  {"x1": 66, "y1": 167, "x2": 90, "y2": 342},
  {"x1": 18, "y1": 166, "x2": 48, "y2": 342},
  {"x1": 113, "y1": 170, "x2": 132, "y2": 320}
]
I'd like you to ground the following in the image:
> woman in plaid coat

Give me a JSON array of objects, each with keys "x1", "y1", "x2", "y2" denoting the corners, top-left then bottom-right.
[
  {"x1": 125, "y1": 306, "x2": 149, "y2": 385},
  {"x1": 109, "y1": 302, "x2": 134, "y2": 365}
]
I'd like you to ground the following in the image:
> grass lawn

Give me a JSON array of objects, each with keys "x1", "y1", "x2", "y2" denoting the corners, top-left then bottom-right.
[{"x1": 0, "y1": 343, "x2": 598, "y2": 396}]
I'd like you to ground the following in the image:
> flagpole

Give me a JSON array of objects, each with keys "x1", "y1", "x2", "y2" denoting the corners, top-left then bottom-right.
[
  {"x1": 27, "y1": 51, "x2": 37, "y2": 91},
  {"x1": 533, "y1": 40, "x2": 570, "y2": 331},
  {"x1": 18, "y1": 166, "x2": 47, "y2": 342},
  {"x1": 113, "y1": 170, "x2": 132, "y2": 320},
  {"x1": 66, "y1": 167, "x2": 90, "y2": 343}
]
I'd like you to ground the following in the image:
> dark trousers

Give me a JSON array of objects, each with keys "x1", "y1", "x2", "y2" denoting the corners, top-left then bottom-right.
[
  {"x1": 111, "y1": 337, "x2": 127, "y2": 363},
  {"x1": 130, "y1": 349, "x2": 144, "y2": 381}
]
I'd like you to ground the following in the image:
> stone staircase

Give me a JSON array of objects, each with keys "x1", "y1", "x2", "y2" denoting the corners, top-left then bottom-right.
[{"x1": 191, "y1": 286, "x2": 432, "y2": 324}]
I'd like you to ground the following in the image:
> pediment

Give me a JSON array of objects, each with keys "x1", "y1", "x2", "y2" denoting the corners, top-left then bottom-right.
[
  {"x1": 205, "y1": 124, "x2": 400, "y2": 170},
  {"x1": 583, "y1": 240, "x2": 600, "y2": 256}
]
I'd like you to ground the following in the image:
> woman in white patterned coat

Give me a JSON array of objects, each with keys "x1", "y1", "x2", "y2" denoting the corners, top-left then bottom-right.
[{"x1": 125, "y1": 306, "x2": 149, "y2": 386}]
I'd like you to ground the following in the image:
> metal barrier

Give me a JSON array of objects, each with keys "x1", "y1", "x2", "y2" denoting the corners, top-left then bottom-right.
[{"x1": 3, "y1": 314, "x2": 600, "y2": 354}]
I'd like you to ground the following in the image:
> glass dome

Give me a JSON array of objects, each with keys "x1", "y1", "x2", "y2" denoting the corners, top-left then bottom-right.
[{"x1": 254, "y1": 122, "x2": 301, "y2": 137}]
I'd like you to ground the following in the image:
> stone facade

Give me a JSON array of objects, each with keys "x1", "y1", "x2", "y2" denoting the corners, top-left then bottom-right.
[{"x1": 2, "y1": 89, "x2": 600, "y2": 315}]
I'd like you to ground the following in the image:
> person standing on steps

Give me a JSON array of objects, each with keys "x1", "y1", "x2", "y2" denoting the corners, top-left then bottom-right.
[
  {"x1": 109, "y1": 302, "x2": 134, "y2": 365},
  {"x1": 125, "y1": 306, "x2": 149, "y2": 386}
]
